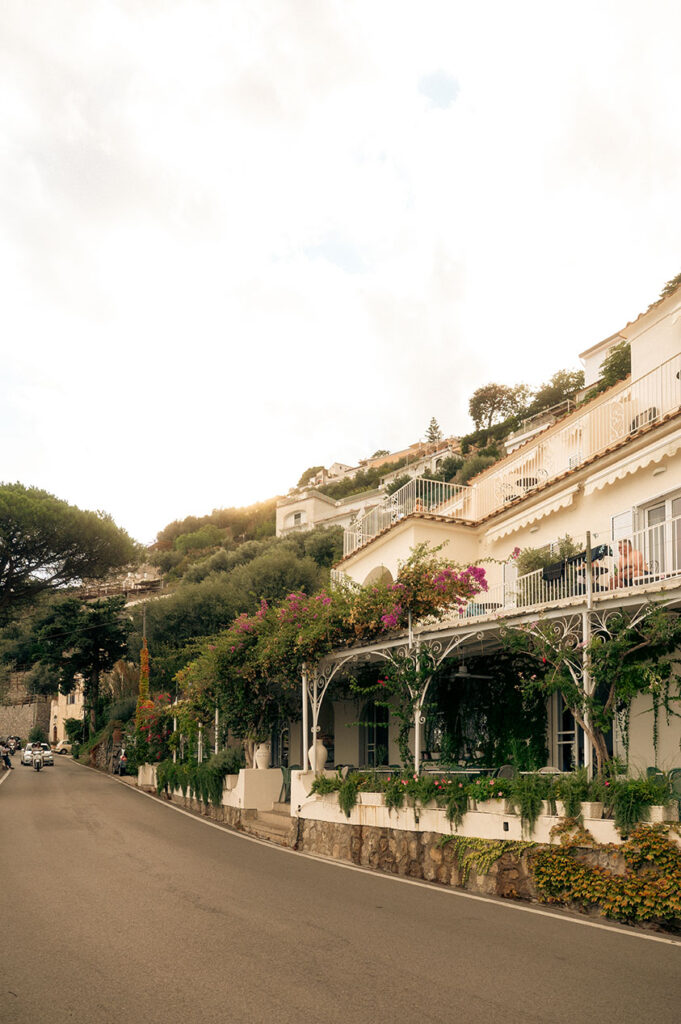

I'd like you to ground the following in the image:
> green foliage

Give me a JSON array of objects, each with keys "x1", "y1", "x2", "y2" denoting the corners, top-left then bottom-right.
[
  {"x1": 506, "y1": 606, "x2": 681, "y2": 773},
  {"x1": 508, "y1": 773, "x2": 553, "y2": 834},
  {"x1": 28, "y1": 725, "x2": 47, "y2": 744},
  {"x1": 0, "y1": 483, "x2": 138, "y2": 623},
  {"x1": 156, "y1": 747, "x2": 246, "y2": 806},
  {"x1": 533, "y1": 823, "x2": 681, "y2": 926},
  {"x1": 515, "y1": 535, "x2": 580, "y2": 576},
  {"x1": 467, "y1": 776, "x2": 514, "y2": 803},
  {"x1": 64, "y1": 718, "x2": 85, "y2": 742},
  {"x1": 468, "y1": 383, "x2": 526, "y2": 430},
  {"x1": 425, "y1": 417, "x2": 443, "y2": 442},
  {"x1": 105, "y1": 697, "x2": 137, "y2": 724},
  {"x1": 429, "y1": 456, "x2": 464, "y2": 483},
  {"x1": 599, "y1": 341, "x2": 631, "y2": 388},
  {"x1": 439, "y1": 835, "x2": 535, "y2": 884},
  {"x1": 297, "y1": 465, "x2": 325, "y2": 487},
  {"x1": 385, "y1": 474, "x2": 412, "y2": 496},
  {"x1": 527, "y1": 369, "x2": 584, "y2": 415},
  {"x1": 154, "y1": 500, "x2": 277, "y2": 552},
  {"x1": 174, "y1": 524, "x2": 228, "y2": 555},
  {"x1": 434, "y1": 655, "x2": 548, "y2": 770},
  {"x1": 609, "y1": 776, "x2": 671, "y2": 835},
  {"x1": 456, "y1": 454, "x2": 497, "y2": 484},
  {"x1": 315, "y1": 459, "x2": 409, "y2": 500},
  {"x1": 554, "y1": 768, "x2": 589, "y2": 817},
  {"x1": 659, "y1": 270, "x2": 681, "y2": 299},
  {"x1": 28, "y1": 597, "x2": 131, "y2": 730}
]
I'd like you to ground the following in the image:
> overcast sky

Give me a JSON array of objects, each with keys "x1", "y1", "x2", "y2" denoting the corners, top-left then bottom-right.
[{"x1": 3, "y1": 1, "x2": 681, "y2": 544}]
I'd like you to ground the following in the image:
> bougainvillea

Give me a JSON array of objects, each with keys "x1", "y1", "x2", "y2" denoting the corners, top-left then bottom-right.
[{"x1": 176, "y1": 544, "x2": 489, "y2": 764}]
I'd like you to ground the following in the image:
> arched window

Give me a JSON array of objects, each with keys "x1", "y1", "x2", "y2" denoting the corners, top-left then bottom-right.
[{"x1": 360, "y1": 700, "x2": 389, "y2": 767}]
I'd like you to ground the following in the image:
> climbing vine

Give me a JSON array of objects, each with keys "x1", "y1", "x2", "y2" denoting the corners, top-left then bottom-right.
[
  {"x1": 438, "y1": 835, "x2": 536, "y2": 884},
  {"x1": 532, "y1": 823, "x2": 681, "y2": 927}
]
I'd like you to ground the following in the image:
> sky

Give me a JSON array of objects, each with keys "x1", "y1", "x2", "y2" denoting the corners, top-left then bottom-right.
[{"x1": 3, "y1": 1, "x2": 681, "y2": 544}]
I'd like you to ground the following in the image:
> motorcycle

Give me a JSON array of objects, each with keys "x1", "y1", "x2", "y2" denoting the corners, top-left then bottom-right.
[{"x1": 33, "y1": 748, "x2": 43, "y2": 771}]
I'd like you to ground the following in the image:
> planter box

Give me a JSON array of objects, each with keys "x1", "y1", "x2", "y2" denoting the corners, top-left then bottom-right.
[
  {"x1": 581, "y1": 801, "x2": 604, "y2": 819},
  {"x1": 358, "y1": 792, "x2": 385, "y2": 807},
  {"x1": 648, "y1": 803, "x2": 679, "y2": 823},
  {"x1": 554, "y1": 800, "x2": 566, "y2": 817},
  {"x1": 476, "y1": 798, "x2": 508, "y2": 814}
]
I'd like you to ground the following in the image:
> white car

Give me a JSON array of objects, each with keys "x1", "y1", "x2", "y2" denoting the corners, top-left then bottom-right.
[{"x1": 22, "y1": 742, "x2": 54, "y2": 766}]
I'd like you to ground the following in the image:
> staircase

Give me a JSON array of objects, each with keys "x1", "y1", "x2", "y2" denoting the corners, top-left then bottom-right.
[{"x1": 242, "y1": 803, "x2": 296, "y2": 847}]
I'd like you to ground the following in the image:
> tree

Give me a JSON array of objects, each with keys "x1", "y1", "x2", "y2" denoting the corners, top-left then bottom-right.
[
  {"x1": 600, "y1": 341, "x2": 631, "y2": 388},
  {"x1": 30, "y1": 597, "x2": 132, "y2": 732},
  {"x1": 529, "y1": 369, "x2": 584, "y2": 414},
  {"x1": 297, "y1": 465, "x2": 325, "y2": 487},
  {"x1": 370, "y1": 449, "x2": 390, "y2": 458},
  {"x1": 505, "y1": 606, "x2": 681, "y2": 773},
  {"x1": 0, "y1": 483, "x2": 138, "y2": 623},
  {"x1": 425, "y1": 418, "x2": 443, "y2": 443},
  {"x1": 659, "y1": 270, "x2": 681, "y2": 299},
  {"x1": 468, "y1": 384, "x2": 518, "y2": 429}
]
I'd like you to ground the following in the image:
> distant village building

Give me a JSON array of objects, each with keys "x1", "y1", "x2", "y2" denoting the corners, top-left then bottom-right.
[{"x1": 276, "y1": 439, "x2": 460, "y2": 537}]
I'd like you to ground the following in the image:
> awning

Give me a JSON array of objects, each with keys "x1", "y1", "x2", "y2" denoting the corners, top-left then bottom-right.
[
  {"x1": 584, "y1": 432, "x2": 681, "y2": 496},
  {"x1": 484, "y1": 485, "x2": 579, "y2": 541}
]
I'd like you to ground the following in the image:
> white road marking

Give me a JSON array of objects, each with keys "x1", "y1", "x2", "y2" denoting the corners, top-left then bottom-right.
[{"x1": 73, "y1": 759, "x2": 681, "y2": 949}]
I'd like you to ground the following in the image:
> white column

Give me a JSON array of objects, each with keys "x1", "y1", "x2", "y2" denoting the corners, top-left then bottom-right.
[
  {"x1": 302, "y1": 664, "x2": 309, "y2": 770},
  {"x1": 198, "y1": 724, "x2": 203, "y2": 764},
  {"x1": 214, "y1": 704, "x2": 219, "y2": 754},
  {"x1": 172, "y1": 716, "x2": 177, "y2": 764}
]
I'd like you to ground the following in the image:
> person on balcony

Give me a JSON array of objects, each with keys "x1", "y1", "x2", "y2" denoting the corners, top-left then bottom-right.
[{"x1": 616, "y1": 539, "x2": 648, "y2": 586}]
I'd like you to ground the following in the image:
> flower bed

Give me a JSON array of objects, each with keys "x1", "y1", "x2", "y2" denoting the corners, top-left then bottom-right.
[{"x1": 306, "y1": 769, "x2": 679, "y2": 839}]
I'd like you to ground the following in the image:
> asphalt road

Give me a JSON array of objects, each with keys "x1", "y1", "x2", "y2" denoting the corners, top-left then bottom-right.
[{"x1": 1, "y1": 757, "x2": 679, "y2": 1024}]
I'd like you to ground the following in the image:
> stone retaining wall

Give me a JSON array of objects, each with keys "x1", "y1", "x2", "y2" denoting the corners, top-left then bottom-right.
[{"x1": 137, "y1": 778, "x2": 625, "y2": 902}]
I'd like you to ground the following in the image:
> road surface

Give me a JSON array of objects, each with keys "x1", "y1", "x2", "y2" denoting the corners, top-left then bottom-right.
[{"x1": 1, "y1": 757, "x2": 678, "y2": 1023}]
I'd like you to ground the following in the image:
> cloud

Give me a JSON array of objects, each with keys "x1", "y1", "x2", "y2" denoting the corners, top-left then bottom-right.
[
  {"x1": 418, "y1": 71, "x2": 460, "y2": 109},
  {"x1": 3, "y1": 1, "x2": 681, "y2": 541}
]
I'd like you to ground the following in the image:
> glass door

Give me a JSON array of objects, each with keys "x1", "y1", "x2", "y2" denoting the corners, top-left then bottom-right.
[{"x1": 646, "y1": 503, "x2": 666, "y2": 575}]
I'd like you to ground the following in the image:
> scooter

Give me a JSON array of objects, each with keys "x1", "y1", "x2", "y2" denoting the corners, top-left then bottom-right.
[{"x1": 33, "y1": 748, "x2": 43, "y2": 771}]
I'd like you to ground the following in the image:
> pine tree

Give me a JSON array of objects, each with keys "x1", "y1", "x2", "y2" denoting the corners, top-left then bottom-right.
[{"x1": 425, "y1": 417, "x2": 443, "y2": 443}]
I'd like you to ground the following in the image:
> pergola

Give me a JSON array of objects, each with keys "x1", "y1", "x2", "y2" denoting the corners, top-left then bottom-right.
[{"x1": 300, "y1": 579, "x2": 681, "y2": 775}]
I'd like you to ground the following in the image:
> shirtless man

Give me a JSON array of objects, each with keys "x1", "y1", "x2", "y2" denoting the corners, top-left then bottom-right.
[{"x1": 617, "y1": 539, "x2": 647, "y2": 585}]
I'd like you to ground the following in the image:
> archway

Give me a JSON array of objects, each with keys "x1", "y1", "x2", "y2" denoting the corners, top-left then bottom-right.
[{"x1": 363, "y1": 565, "x2": 393, "y2": 586}]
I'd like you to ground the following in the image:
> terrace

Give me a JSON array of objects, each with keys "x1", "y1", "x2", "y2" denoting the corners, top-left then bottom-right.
[{"x1": 343, "y1": 351, "x2": 681, "y2": 557}]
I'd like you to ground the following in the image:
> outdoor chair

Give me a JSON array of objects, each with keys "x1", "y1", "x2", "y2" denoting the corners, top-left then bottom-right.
[
  {"x1": 538, "y1": 766, "x2": 561, "y2": 775},
  {"x1": 494, "y1": 764, "x2": 517, "y2": 779},
  {"x1": 278, "y1": 764, "x2": 301, "y2": 803},
  {"x1": 668, "y1": 769, "x2": 681, "y2": 803},
  {"x1": 646, "y1": 766, "x2": 667, "y2": 784}
]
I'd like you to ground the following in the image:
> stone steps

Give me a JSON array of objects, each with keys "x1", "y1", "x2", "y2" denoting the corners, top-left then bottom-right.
[{"x1": 241, "y1": 805, "x2": 295, "y2": 847}]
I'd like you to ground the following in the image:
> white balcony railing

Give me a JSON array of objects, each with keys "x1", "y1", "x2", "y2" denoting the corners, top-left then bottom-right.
[
  {"x1": 344, "y1": 353, "x2": 681, "y2": 556},
  {"x1": 462, "y1": 514, "x2": 681, "y2": 620},
  {"x1": 343, "y1": 477, "x2": 474, "y2": 556}
]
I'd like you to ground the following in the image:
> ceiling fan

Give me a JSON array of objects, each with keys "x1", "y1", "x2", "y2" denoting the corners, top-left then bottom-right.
[{"x1": 454, "y1": 661, "x2": 492, "y2": 680}]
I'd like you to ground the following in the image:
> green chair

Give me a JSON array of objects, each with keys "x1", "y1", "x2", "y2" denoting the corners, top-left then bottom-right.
[
  {"x1": 668, "y1": 768, "x2": 681, "y2": 801},
  {"x1": 278, "y1": 764, "x2": 301, "y2": 803}
]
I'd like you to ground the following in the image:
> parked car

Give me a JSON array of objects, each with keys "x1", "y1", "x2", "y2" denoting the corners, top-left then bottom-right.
[
  {"x1": 54, "y1": 740, "x2": 72, "y2": 755},
  {"x1": 22, "y1": 742, "x2": 54, "y2": 767}
]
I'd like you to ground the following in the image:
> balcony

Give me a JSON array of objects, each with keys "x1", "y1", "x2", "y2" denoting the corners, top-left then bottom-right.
[
  {"x1": 463, "y1": 514, "x2": 681, "y2": 620},
  {"x1": 343, "y1": 352, "x2": 681, "y2": 557},
  {"x1": 343, "y1": 477, "x2": 474, "y2": 556}
]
